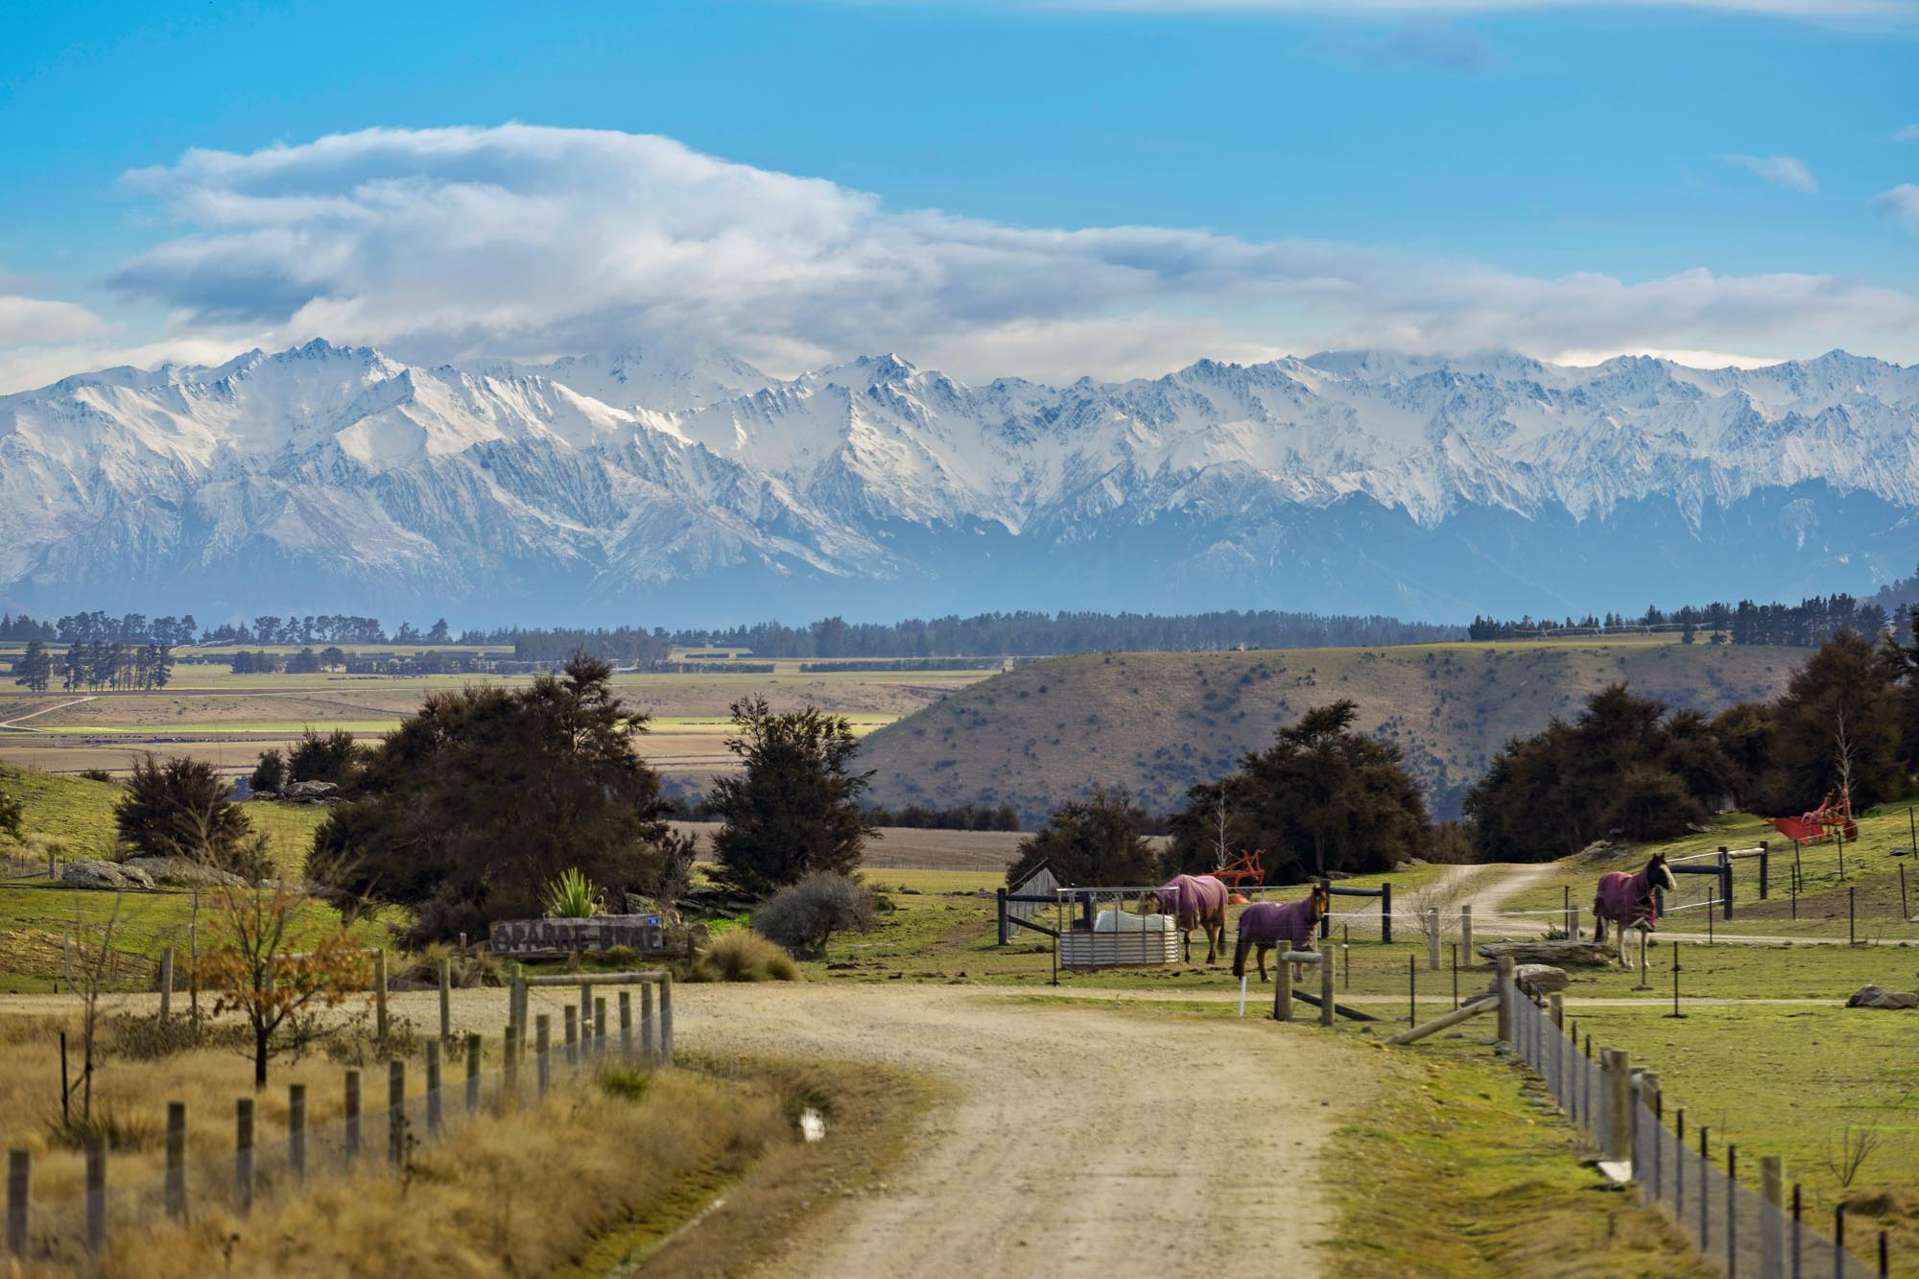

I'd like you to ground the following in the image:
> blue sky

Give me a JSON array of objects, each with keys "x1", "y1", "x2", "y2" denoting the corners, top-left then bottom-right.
[{"x1": 1, "y1": 0, "x2": 1915, "y2": 388}]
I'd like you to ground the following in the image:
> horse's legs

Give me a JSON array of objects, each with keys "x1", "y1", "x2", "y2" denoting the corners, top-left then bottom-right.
[
  {"x1": 1257, "y1": 944, "x2": 1271, "y2": 983},
  {"x1": 1232, "y1": 937, "x2": 1250, "y2": 979}
]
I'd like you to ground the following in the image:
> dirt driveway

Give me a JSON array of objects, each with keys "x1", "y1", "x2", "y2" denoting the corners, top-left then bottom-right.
[{"x1": 494, "y1": 981, "x2": 1370, "y2": 1279}]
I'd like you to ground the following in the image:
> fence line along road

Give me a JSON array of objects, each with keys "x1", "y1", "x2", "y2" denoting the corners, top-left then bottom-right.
[{"x1": 3, "y1": 972, "x2": 675, "y2": 1266}]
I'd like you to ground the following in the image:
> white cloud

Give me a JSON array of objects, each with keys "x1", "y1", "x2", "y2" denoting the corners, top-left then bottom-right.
[
  {"x1": 48, "y1": 123, "x2": 1919, "y2": 387},
  {"x1": 1722, "y1": 153, "x2": 1819, "y2": 193},
  {"x1": 0, "y1": 294, "x2": 110, "y2": 348},
  {"x1": 1878, "y1": 183, "x2": 1919, "y2": 231},
  {"x1": 1894, "y1": 124, "x2": 1919, "y2": 141}
]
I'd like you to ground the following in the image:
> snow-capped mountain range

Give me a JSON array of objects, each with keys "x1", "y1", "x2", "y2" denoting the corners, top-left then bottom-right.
[{"x1": 4, "y1": 338, "x2": 1918, "y2": 624}]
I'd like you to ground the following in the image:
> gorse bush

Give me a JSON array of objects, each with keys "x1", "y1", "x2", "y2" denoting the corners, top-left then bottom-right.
[
  {"x1": 114, "y1": 754, "x2": 254, "y2": 869},
  {"x1": 752, "y1": 872, "x2": 877, "y2": 956},
  {"x1": 250, "y1": 748, "x2": 287, "y2": 794},
  {"x1": 0, "y1": 770, "x2": 21, "y2": 842},
  {"x1": 1005, "y1": 787, "x2": 1156, "y2": 888}
]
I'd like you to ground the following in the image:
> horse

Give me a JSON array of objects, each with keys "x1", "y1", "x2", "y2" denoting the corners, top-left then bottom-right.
[
  {"x1": 1591, "y1": 853, "x2": 1678, "y2": 960},
  {"x1": 1231, "y1": 884, "x2": 1330, "y2": 983},
  {"x1": 1142, "y1": 873, "x2": 1230, "y2": 964}
]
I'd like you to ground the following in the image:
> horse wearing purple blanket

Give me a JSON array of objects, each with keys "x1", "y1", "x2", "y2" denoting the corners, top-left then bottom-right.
[
  {"x1": 1142, "y1": 873, "x2": 1230, "y2": 964},
  {"x1": 1231, "y1": 884, "x2": 1330, "y2": 982},
  {"x1": 1591, "y1": 853, "x2": 1677, "y2": 960}
]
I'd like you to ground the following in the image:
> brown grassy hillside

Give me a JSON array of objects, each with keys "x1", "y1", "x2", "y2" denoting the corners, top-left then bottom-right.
[{"x1": 856, "y1": 640, "x2": 1807, "y2": 822}]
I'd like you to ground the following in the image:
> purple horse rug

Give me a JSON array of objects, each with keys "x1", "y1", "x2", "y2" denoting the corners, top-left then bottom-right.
[
  {"x1": 1157, "y1": 874, "x2": 1229, "y2": 928},
  {"x1": 1594, "y1": 868, "x2": 1661, "y2": 930},
  {"x1": 1237, "y1": 899, "x2": 1319, "y2": 952}
]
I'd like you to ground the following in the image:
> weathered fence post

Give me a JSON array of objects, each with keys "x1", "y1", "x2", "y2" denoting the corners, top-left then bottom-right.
[
  {"x1": 1460, "y1": 905, "x2": 1473, "y2": 960},
  {"x1": 159, "y1": 947, "x2": 174, "y2": 1021},
  {"x1": 387, "y1": 1059, "x2": 405, "y2": 1166},
  {"x1": 289, "y1": 1083, "x2": 307, "y2": 1182},
  {"x1": 235, "y1": 1097, "x2": 254, "y2": 1216},
  {"x1": 578, "y1": 982, "x2": 593, "y2": 1035},
  {"x1": 619, "y1": 991, "x2": 633, "y2": 1055},
  {"x1": 161, "y1": 1100, "x2": 187, "y2": 1220},
  {"x1": 1637, "y1": 1072, "x2": 1661, "y2": 1192},
  {"x1": 1274, "y1": 959, "x2": 1293, "y2": 1022},
  {"x1": 6, "y1": 1149, "x2": 28, "y2": 1255},
  {"x1": 85, "y1": 1137, "x2": 105, "y2": 1254},
  {"x1": 437, "y1": 956, "x2": 452, "y2": 1042},
  {"x1": 595, "y1": 997, "x2": 608, "y2": 1060},
  {"x1": 425, "y1": 1040, "x2": 443, "y2": 1136},
  {"x1": 536, "y1": 1015, "x2": 552, "y2": 1097},
  {"x1": 660, "y1": 974, "x2": 674, "y2": 1062},
  {"x1": 1760, "y1": 1154, "x2": 1784, "y2": 1279},
  {"x1": 1496, "y1": 955, "x2": 1515, "y2": 1044},
  {"x1": 373, "y1": 947, "x2": 389, "y2": 1042},
  {"x1": 1380, "y1": 882, "x2": 1393, "y2": 944},
  {"x1": 465, "y1": 1033, "x2": 482, "y2": 1112},
  {"x1": 503, "y1": 1025, "x2": 519, "y2": 1107},
  {"x1": 345, "y1": 1068, "x2": 362, "y2": 1163},
  {"x1": 641, "y1": 981, "x2": 656, "y2": 1062},
  {"x1": 563, "y1": 1005, "x2": 579, "y2": 1067},
  {"x1": 1319, "y1": 953, "x2": 1334, "y2": 1028},
  {"x1": 996, "y1": 887, "x2": 1009, "y2": 945},
  {"x1": 1426, "y1": 910, "x2": 1440, "y2": 971},
  {"x1": 1603, "y1": 1049, "x2": 1632, "y2": 1162},
  {"x1": 1549, "y1": 992, "x2": 1563, "y2": 1030},
  {"x1": 510, "y1": 974, "x2": 527, "y2": 1046},
  {"x1": 1758, "y1": 841, "x2": 1769, "y2": 901}
]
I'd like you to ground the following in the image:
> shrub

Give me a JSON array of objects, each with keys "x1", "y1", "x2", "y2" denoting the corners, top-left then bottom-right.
[
  {"x1": 288, "y1": 727, "x2": 363, "y2": 787},
  {"x1": 704, "y1": 930, "x2": 801, "y2": 981},
  {"x1": 0, "y1": 772, "x2": 19, "y2": 843},
  {"x1": 114, "y1": 754, "x2": 254, "y2": 868},
  {"x1": 752, "y1": 872, "x2": 876, "y2": 957},
  {"x1": 250, "y1": 748, "x2": 287, "y2": 794},
  {"x1": 710, "y1": 697, "x2": 875, "y2": 897},
  {"x1": 541, "y1": 867, "x2": 606, "y2": 918},
  {"x1": 78, "y1": 768, "x2": 115, "y2": 785}
]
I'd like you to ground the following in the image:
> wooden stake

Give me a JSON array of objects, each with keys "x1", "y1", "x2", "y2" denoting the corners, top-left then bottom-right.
[
  {"x1": 536, "y1": 1015, "x2": 552, "y2": 1096},
  {"x1": 425, "y1": 1041, "x2": 443, "y2": 1136},
  {"x1": 7, "y1": 1149, "x2": 30, "y2": 1255},
  {"x1": 289, "y1": 1084, "x2": 307, "y2": 1182},
  {"x1": 164, "y1": 1102, "x2": 186, "y2": 1218},
  {"x1": 465, "y1": 1032, "x2": 482, "y2": 1112},
  {"x1": 159, "y1": 947, "x2": 173, "y2": 1021},
  {"x1": 1319, "y1": 946, "x2": 1334, "y2": 1027},
  {"x1": 235, "y1": 1097, "x2": 254, "y2": 1216},
  {"x1": 387, "y1": 1059, "x2": 405, "y2": 1166},
  {"x1": 1273, "y1": 960, "x2": 1292, "y2": 1022},
  {"x1": 344, "y1": 1068, "x2": 362, "y2": 1163},
  {"x1": 619, "y1": 991, "x2": 633, "y2": 1055},
  {"x1": 373, "y1": 947, "x2": 389, "y2": 1042},
  {"x1": 437, "y1": 956, "x2": 451, "y2": 1042}
]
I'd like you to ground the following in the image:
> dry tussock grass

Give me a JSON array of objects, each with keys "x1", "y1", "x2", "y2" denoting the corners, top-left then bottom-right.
[{"x1": 4, "y1": 1067, "x2": 789, "y2": 1279}]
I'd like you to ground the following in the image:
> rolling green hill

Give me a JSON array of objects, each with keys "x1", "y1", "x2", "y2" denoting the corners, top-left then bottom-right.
[{"x1": 856, "y1": 640, "x2": 1808, "y2": 823}]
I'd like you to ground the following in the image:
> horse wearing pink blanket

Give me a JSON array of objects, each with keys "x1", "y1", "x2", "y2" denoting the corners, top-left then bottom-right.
[
  {"x1": 1231, "y1": 885, "x2": 1329, "y2": 982},
  {"x1": 1143, "y1": 873, "x2": 1230, "y2": 964},
  {"x1": 1592, "y1": 853, "x2": 1677, "y2": 959}
]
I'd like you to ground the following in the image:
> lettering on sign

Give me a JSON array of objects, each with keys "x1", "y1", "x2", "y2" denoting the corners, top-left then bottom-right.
[{"x1": 487, "y1": 915, "x2": 667, "y2": 956}]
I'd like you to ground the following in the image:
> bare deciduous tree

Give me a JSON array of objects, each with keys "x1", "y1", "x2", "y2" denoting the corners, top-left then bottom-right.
[{"x1": 1822, "y1": 1125, "x2": 1882, "y2": 1190}]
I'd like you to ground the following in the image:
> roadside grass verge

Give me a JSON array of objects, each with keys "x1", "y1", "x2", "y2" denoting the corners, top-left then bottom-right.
[{"x1": 1328, "y1": 1038, "x2": 1715, "y2": 1278}]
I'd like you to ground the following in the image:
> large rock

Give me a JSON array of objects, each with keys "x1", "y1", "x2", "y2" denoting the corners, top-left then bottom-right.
[
  {"x1": 282, "y1": 780, "x2": 338, "y2": 802},
  {"x1": 1846, "y1": 985, "x2": 1919, "y2": 1010},
  {"x1": 122, "y1": 856, "x2": 246, "y2": 888},
  {"x1": 1477, "y1": 939, "x2": 1617, "y2": 969},
  {"x1": 60, "y1": 859, "x2": 156, "y2": 890},
  {"x1": 1514, "y1": 964, "x2": 1570, "y2": 995}
]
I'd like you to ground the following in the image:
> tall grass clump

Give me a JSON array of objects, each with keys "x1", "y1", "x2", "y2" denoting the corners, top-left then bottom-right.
[{"x1": 702, "y1": 930, "x2": 800, "y2": 982}]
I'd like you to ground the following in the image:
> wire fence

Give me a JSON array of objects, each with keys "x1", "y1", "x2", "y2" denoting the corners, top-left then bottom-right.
[
  {"x1": 4, "y1": 996, "x2": 672, "y2": 1267},
  {"x1": 1504, "y1": 972, "x2": 1888, "y2": 1277}
]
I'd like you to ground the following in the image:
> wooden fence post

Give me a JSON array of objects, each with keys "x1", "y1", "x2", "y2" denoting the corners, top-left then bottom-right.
[
  {"x1": 1496, "y1": 955, "x2": 1515, "y2": 1044},
  {"x1": 1758, "y1": 841, "x2": 1769, "y2": 901},
  {"x1": 6, "y1": 1149, "x2": 28, "y2": 1256},
  {"x1": 1636, "y1": 1072, "x2": 1661, "y2": 1186},
  {"x1": 465, "y1": 1033, "x2": 481, "y2": 1112},
  {"x1": 563, "y1": 1006, "x2": 578, "y2": 1068},
  {"x1": 1273, "y1": 959, "x2": 1293, "y2": 1022},
  {"x1": 159, "y1": 947, "x2": 174, "y2": 1021},
  {"x1": 164, "y1": 1102, "x2": 186, "y2": 1219},
  {"x1": 437, "y1": 957, "x2": 451, "y2": 1042},
  {"x1": 84, "y1": 1137, "x2": 105, "y2": 1254},
  {"x1": 1549, "y1": 992, "x2": 1563, "y2": 1030},
  {"x1": 503, "y1": 1025, "x2": 519, "y2": 1107},
  {"x1": 660, "y1": 975, "x2": 674, "y2": 1062},
  {"x1": 1426, "y1": 910, "x2": 1440, "y2": 971},
  {"x1": 578, "y1": 982, "x2": 593, "y2": 1034},
  {"x1": 1460, "y1": 905, "x2": 1473, "y2": 961},
  {"x1": 1761, "y1": 1154, "x2": 1784, "y2": 1279},
  {"x1": 387, "y1": 1059, "x2": 405, "y2": 1166},
  {"x1": 289, "y1": 1083, "x2": 307, "y2": 1182},
  {"x1": 373, "y1": 948, "x2": 389, "y2": 1042},
  {"x1": 1603, "y1": 1049, "x2": 1632, "y2": 1161},
  {"x1": 536, "y1": 1015, "x2": 552, "y2": 1097},
  {"x1": 425, "y1": 1041, "x2": 443, "y2": 1136},
  {"x1": 1380, "y1": 882, "x2": 1392, "y2": 944},
  {"x1": 235, "y1": 1097, "x2": 254, "y2": 1216},
  {"x1": 1319, "y1": 954, "x2": 1334, "y2": 1028},
  {"x1": 641, "y1": 981, "x2": 656, "y2": 1062},
  {"x1": 619, "y1": 991, "x2": 633, "y2": 1055},
  {"x1": 344, "y1": 1068, "x2": 362, "y2": 1164},
  {"x1": 595, "y1": 997, "x2": 608, "y2": 1060}
]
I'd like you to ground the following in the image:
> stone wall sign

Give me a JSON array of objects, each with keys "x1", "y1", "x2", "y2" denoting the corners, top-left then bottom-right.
[{"x1": 488, "y1": 914, "x2": 666, "y2": 957}]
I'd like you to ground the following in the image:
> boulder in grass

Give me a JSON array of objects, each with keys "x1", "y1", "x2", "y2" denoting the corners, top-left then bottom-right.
[
  {"x1": 1514, "y1": 964, "x2": 1569, "y2": 995},
  {"x1": 60, "y1": 859, "x2": 156, "y2": 890},
  {"x1": 1846, "y1": 985, "x2": 1919, "y2": 1010},
  {"x1": 1477, "y1": 940, "x2": 1615, "y2": 969},
  {"x1": 282, "y1": 780, "x2": 339, "y2": 802},
  {"x1": 122, "y1": 856, "x2": 246, "y2": 888}
]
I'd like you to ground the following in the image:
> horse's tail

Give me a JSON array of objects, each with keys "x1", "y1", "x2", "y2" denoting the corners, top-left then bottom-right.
[{"x1": 1231, "y1": 936, "x2": 1249, "y2": 979}]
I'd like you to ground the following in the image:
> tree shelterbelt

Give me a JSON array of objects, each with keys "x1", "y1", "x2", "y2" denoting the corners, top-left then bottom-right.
[
  {"x1": 307, "y1": 653, "x2": 676, "y2": 942},
  {"x1": 1161, "y1": 699, "x2": 1430, "y2": 882}
]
